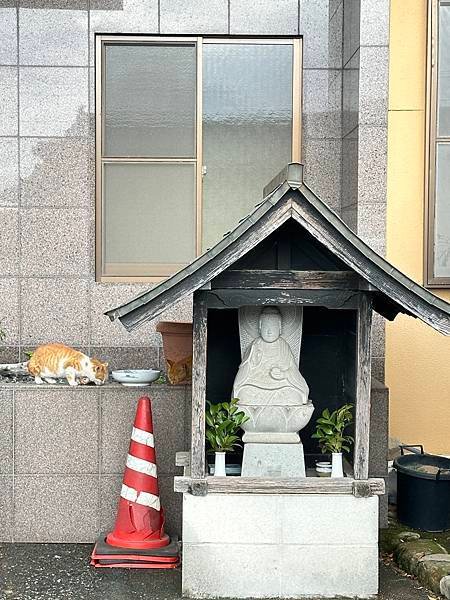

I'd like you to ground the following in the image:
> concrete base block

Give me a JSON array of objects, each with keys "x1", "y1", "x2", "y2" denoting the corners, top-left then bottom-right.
[
  {"x1": 242, "y1": 443, "x2": 306, "y2": 477},
  {"x1": 182, "y1": 493, "x2": 379, "y2": 598}
]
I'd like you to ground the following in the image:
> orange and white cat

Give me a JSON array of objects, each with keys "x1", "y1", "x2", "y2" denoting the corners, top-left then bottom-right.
[{"x1": 0, "y1": 343, "x2": 108, "y2": 386}]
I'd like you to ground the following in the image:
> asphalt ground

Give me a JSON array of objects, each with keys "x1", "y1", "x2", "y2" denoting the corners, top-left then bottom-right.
[{"x1": 0, "y1": 544, "x2": 438, "y2": 600}]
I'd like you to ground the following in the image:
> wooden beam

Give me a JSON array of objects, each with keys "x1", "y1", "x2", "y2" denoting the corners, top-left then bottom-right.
[
  {"x1": 173, "y1": 476, "x2": 385, "y2": 496},
  {"x1": 205, "y1": 289, "x2": 362, "y2": 310},
  {"x1": 190, "y1": 293, "x2": 208, "y2": 479},
  {"x1": 354, "y1": 293, "x2": 373, "y2": 480},
  {"x1": 212, "y1": 270, "x2": 363, "y2": 290}
]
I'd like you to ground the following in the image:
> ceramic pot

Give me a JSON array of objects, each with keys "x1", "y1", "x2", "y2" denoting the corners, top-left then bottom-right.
[
  {"x1": 315, "y1": 461, "x2": 332, "y2": 477},
  {"x1": 156, "y1": 321, "x2": 193, "y2": 384},
  {"x1": 331, "y1": 452, "x2": 344, "y2": 478},
  {"x1": 214, "y1": 452, "x2": 226, "y2": 477}
]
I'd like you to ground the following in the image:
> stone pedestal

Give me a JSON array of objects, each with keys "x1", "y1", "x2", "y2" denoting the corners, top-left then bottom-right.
[
  {"x1": 242, "y1": 443, "x2": 306, "y2": 477},
  {"x1": 182, "y1": 493, "x2": 379, "y2": 598}
]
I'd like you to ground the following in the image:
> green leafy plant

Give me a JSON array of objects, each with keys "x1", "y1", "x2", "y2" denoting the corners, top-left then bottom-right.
[
  {"x1": 24, "y1": 350, "x2": 34, "y2": 359},
  {"x1": 205, "y1": 398, "x2": 249, "y2": 453},
  {"x1": 312, "y1": 404, "x2": 354, "y2": 454}
]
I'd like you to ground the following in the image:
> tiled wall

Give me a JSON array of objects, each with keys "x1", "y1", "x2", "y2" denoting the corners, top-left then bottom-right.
[
  {"x1": 0, "y1": 383, "x2": 190, "y2": 542},
  {"x1": 0, "y1": 0, "x2": 390, "y2": 542},
  {"x1": 0, "y1": 0, "x2": 346, "y2": 367}
]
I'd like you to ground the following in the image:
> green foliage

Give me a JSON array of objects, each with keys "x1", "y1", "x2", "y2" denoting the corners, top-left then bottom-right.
[
  {"x1": 24, "y1": 350, "x2": 34, "y2": 359},
  {"x1": 205, "y1": 398, "x2": 249, "y2": 453},
  {"x1": 311, "y1": 403, "x2": 354, "y2": 454}
]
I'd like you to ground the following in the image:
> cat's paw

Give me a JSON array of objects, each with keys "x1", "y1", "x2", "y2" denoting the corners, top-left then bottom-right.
[{"x1": 68, "y1": 379, "x2": 79, "y2": 387}]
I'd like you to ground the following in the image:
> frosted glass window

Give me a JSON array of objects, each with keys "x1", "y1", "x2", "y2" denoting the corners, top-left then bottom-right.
[
  {"x1": 438, "y1": 5, "x2": 450, "y2": 136},
  {"x1": 104, "y1": 44, "x2": 196, "y2": 157},
  {"x1": 202, "y1": 44, "x2": 293, "y2": 251},
  {"x1": 434, "y1": 144, "x2": 450, "y2": 278},
  {"x1": 103, "y1": 163, "x2": 196, "y2": 274}
]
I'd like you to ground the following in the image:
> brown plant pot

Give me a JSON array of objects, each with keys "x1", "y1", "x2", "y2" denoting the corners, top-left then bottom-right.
[{"x1": 156, "y1": 321, "x2": 193, "y2": 385}]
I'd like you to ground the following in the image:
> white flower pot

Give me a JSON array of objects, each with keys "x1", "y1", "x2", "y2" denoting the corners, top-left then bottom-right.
[
  {"x1": 331, "y1": 452, "x2": 344, "y2": 478},
  {"x1": 214, "y1": 451, "x2": 226, "y2": 477}
]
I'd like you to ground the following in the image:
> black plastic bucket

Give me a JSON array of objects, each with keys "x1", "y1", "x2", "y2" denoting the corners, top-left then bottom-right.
[{"x1": 394, "y1": 445, "x2": 450, "y2": 532}]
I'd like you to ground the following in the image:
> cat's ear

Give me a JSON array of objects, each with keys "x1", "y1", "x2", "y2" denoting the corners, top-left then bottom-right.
[{"x1": 167, "y1": 359, "x2": 174, "y2": 367}]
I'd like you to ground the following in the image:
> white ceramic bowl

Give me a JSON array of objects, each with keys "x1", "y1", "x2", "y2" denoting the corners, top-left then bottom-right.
[{"x1": 111, "y1": 369, "x2": 161, "y2": 387}]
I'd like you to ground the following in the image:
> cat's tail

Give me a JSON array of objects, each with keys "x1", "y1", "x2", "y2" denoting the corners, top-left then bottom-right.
[{"x1": 0, "y1": 361, "x2": 29, "y2": 374}]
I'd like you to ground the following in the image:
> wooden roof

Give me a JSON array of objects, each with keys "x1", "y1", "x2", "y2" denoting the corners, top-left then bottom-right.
[{"x1": 105, "y1": 163, "x2": 450, "y2": 335}]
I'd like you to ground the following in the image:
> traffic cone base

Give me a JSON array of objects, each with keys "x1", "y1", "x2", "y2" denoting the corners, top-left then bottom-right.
[{"x1": 90, "y1": 534, "x2": 179, "y2": 569}]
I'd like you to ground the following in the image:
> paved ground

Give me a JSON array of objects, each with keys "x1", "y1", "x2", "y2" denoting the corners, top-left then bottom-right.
[{"x1": 0, "y1": 544, "x2": 437, "y2": 600}]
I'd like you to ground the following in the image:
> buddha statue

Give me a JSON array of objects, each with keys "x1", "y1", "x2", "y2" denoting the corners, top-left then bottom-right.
[{"x1": 233, "y1": 306, "x2": 314, "y2": 444}]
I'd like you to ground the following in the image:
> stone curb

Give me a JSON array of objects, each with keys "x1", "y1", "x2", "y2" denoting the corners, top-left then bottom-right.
[{"x1": 382, "y1": 530, "x2": 450, "y2": 597}]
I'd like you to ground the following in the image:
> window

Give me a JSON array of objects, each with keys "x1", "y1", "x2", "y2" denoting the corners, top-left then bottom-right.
[
  {"x1": 427, "y1": 1, "x2": 450, "y2": 286},
  {"x1": 96, "y1": 36, "x2": 302, "y2": 281}
]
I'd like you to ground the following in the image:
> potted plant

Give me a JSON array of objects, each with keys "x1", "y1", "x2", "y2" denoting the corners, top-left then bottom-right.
[
  {"x1": 205, "y1": 398, "x2": 248, "y2": 476},
  {"x1": 312, "y1": 404, "x2": 354, "y2": 478},
  {"x1": 156, "y1": 321, "x2": 193, "y2": 385}
]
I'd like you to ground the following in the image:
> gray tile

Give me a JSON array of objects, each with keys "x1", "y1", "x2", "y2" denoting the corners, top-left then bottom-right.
[
  {"x1": 0, "y1": 346, "x2": 20, "y2": 363},
  {"x1": 159, "y1": 474, "x2": 182, "y2": 537},
  {"x1": 341, "y1": 205, "x2": 357, "y2": 232},
  {"x1": 341, "y1": 135, "x2": 358, "y2": 209},
  {"x1": 20, "y1": 137, "x2": 90, "y2": 207},
  {"x1": 0, "y1": 67, "x2": 18, "y2": 135},
  {"x1": 20, "y1": 207, "x2": 90, "y2": 276},
  {"x1": 371, "y1": 357, "x2": 385, "y2": 383},
  {"x1": 160, "y1": 0, "x2": 228, "y2": 33},
  {"x1": 20, "y1": 0, "x2": 86, "y2": 7},
  {"x1": 0, "y1": 208, "x2": 19, "y2": 275},
  {"x1": 14, "y1": 387, "x2": 99, "y2": 474},
  {"x1": 14, "y1": 475, "x2": 99, "y2": 542},
  {"x1": 230, "y1": 0, "x2": 298, "y2": 34},
  {"x1": 357, "y1": 125, "x2": 387, "y2": 204},
  {"x1": 303, "y1": 69, "x2": 341, "y2": 140},
  {"x1": 19, "y1": 67, "x2": 88, "y2": 136},
  {"x1": 0, "y1": 278, "x2": 19, "y2": 346},
  {"x1": 329, "y1": 0, "x2": 343, "y2": 21},
  {"x1": 343, "y1": 0, "x2": 360, "y2": 67},
  {"x1": 21, "y1": 278, "x2": 90, "y2": 346},
  {"x1": 90, "y1": 346, "x2": 159, "y2": 372},
  {"x1": 101, "y1": 386, "x2": 186, "y2": 475},
  {"x1": 360, "y1": 0, "x2": 389, "y2": 47},
  {"x1": 0, "y1": 5, "x2": 17, "y2": 65},
  {"x1": 303, "y1": 139, "x2": 341, "y2": 212},
  {"x1": 90, "y1": 283, "x2": 192, "y2": 347},
  {"x1": 371, "y1": 312, "x2": 385, "y2": 358},
  {"x1": 19, "y1": 6, "x2": 88, "y2": 66},
  {"x1": 89, "y1": 0, "x2": 159, "y2": 66},
  {"x1": 359, "y1": 45, "x2": 389, "y2": 127},
  {"x1": 0, "y1": 476, "x2": 13, "y2": 542},
  {"x1": 357, "y1": 202, "x2": 386, "y2": 245},
  {"x1": 0, "y1": 138, "x2": 18, "y2": 205},
  {"x1": 99, "y1": 474, "x2": 121, "y2": 533},
  {"x1": 0, "y1": 390, "x2": 13, "y2": 474},
  {"x1": 342, "y1": 48, "x2": 359, "y2": 137},
  {"x1": 301, "y1": 0, "x2": 341, "y2": 68}
]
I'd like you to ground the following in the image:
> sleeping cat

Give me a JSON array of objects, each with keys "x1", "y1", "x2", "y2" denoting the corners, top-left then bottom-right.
[
  {"x1": 0, "y1": 343, "x2": 108, "y2": 386},
  {"x1": 166, "y1": 355, "x2": 192, "y2": 385}
]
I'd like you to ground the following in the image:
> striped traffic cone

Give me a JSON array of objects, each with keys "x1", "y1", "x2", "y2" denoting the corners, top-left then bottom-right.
[{"x1": 91, "y1": 396, "x2": 179, "y2": 568}]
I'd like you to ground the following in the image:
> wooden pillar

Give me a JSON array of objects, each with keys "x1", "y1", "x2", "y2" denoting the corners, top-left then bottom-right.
[
  {"x1": 190, "y1": 291, "x2": 208, "y2": 479},
  {"x1": 354, "y1": 293, "x2": 373, "y2": 480}
]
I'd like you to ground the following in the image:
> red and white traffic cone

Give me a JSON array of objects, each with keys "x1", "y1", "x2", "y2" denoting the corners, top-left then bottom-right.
[{"x1": 91, "y1": 396, "x2": 179, "y2": 568}]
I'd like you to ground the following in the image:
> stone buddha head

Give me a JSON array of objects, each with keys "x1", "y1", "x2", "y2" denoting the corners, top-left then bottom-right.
[{"x1": 259, "y1": 307, "x2": 282, "y2": 343}]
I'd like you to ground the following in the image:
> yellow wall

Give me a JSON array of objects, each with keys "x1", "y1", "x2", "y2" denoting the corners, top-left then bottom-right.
[{"x1": 386, "y1": 0, "x2": 450, "y2": 454}]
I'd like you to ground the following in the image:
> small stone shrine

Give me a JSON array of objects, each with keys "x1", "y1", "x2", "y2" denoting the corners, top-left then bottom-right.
[{"x1": 106, "y1": 163, "x2": 450, "y2": 599}]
